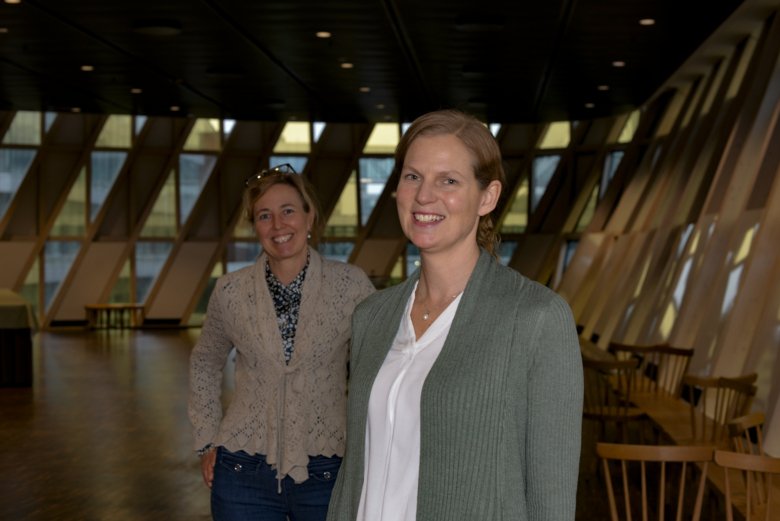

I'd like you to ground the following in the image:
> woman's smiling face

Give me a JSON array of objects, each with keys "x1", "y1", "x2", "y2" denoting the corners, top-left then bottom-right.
[
  {"x1": 395, "y1": 133, "x2": 499, "y2": 257},
  {"x1": 252, "y1": 183, "x2": 313, "y2": 266}
]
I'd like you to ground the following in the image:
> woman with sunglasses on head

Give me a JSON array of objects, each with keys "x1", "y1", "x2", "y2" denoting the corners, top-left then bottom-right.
[
  {"x1": 189, "y1": 164, "x2": 375, "y2": 521},
  {"x1": 326, "y1": 110, "x2": 583, "y2": 521}
]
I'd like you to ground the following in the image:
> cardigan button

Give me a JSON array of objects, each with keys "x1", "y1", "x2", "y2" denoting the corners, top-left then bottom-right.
[
  {"x1": 234, "y1": 463, "x2": 243, "y2": 472},
  {"x1": 323, "y1": 471, "x2": 332, "y2": 480}
]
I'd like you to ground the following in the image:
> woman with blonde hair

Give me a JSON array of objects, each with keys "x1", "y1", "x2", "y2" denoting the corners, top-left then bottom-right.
[
  {"x1": 327, "y1": 110, "x2": 583, "y2": 521},
  {"x1": 189, "y1": 164, "x2": 375, "y2": 521}
]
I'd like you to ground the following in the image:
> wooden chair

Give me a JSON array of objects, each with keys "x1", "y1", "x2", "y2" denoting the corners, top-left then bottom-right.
[
  {"x1": 583, "y1": 357, "x2": 645, "y2": 442},
  {"x1": 609, "y1": 343, "x2": 693, "y2": 398},
  {"x1": 597, "y1": 443, "x2": 713, "y2": 521},
  {"x1": 682, "y1": 374, "x2": 758, "y2": 444},
  {"x1": 714, "y1": 449, "x2": 780, "y2": 521},
  {"x1": 728, "y1": 412, "x2": 766, "y2": 456}
]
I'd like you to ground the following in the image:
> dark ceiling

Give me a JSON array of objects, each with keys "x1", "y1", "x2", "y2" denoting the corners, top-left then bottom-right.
[{"x1": 0, "y1": 0, "x2": 745, "y2": 123}]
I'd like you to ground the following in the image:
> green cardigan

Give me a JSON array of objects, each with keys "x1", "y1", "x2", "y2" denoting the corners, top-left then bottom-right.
[{"x1": 327, "y1": 251, "x2": 583, "y2": 521}]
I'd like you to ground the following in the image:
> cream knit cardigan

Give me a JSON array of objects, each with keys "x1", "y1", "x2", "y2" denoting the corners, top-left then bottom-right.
[{"x1": 189, "y1": 248, "x2": 375, "y2": 483}]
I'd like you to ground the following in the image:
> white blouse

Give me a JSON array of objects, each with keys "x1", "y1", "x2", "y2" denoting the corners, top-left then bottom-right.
[{"x1": 356, "y1": 282, "x2": 463, "y2": 521}]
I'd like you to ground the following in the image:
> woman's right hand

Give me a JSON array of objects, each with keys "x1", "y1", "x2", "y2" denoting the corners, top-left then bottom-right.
[{"x1": 200, "y1": 448, "x2": 217, "y2": 488}]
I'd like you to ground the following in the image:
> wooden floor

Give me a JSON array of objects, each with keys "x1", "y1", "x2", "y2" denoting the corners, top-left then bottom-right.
[{"x1": 0, "y1": 329, "x2": 616, "y2": 520}]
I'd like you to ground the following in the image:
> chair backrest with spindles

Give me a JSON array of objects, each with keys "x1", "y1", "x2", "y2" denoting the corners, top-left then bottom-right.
[
  {"x1": 728, "y1": 411, "x2": 766, "y2": 456},
  {"x1": 714, "y1": 449, "x2": 780, "y2": 521},
  {"x1": 682, "y1": 373, "x2": 757, "y2": 444},
  {"x1": 609, "y1": 343, "x2": 693, "y2": 398},
  {"x1": 597, "y1": 442, "x2": 713, "y2": 521}
]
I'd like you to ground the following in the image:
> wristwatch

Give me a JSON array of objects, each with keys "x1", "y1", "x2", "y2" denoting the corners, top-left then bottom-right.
[{"x1": 197, "y1": 443, "x2": 215, "y2": 457}]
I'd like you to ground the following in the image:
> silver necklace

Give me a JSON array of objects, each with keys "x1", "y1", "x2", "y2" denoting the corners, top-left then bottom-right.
[{"x1": 421, "y1": 292, "x2": 461, "y2": 321}]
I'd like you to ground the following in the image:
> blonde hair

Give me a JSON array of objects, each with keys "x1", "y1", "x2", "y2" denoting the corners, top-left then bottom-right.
[
  {"x1": 243, "y1": 172, "x2": 322, "y2": 243},
  {"x1": 394, "y1": 109, "x2": 505, "y2": 256}
]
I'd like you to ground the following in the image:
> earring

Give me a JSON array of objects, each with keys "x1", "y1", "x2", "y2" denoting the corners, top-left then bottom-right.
[{"x1": 307, "y1": 231, "x2": 312, "y2": 239}]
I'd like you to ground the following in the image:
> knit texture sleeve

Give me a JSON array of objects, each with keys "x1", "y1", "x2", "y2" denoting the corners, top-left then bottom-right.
[
  {"x1": 188, "y1": 276, "x2": 237, "y2": 451},
  {"x1": 525, "y1": 293, "x2": 583, "y2": 520}
]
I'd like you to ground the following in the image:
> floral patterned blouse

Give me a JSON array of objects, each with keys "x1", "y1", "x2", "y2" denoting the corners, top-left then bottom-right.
[{"x1": 265, "y1": 258, "x2": 309, "y2": 364}]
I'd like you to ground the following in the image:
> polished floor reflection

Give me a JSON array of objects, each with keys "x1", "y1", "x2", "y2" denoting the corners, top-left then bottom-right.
[{"x1": 0, "y1": 329, "x2": 610, "y2": 520}]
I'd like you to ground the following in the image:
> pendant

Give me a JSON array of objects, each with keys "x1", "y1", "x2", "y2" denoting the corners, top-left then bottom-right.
[{"x1": 422, "y1": 310, "x2": 430, "y2": 321}]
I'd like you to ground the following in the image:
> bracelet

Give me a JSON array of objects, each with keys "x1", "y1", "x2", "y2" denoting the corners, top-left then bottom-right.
[{"x1": 197, "y1": 443, "x2": 215, "y2": 457}]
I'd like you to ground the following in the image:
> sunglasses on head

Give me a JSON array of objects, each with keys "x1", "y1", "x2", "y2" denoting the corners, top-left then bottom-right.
[{"x1": 244, "y1": 163, "x2": 297, "y2": 187}]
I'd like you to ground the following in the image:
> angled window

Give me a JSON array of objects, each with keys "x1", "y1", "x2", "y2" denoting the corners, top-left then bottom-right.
[
  {"x1": 95, "y1": 115, "x2": 132, "y2": 148},
  {"x1": 575, "y1": 185, "x2": 599, "y2": 232},
  {"x1": 617, "y1": 110, "x2": 640, "y2": 144},
  {"x1": 90, "y1": 151, "x2": 127, "y2": 221},
  {"x1": 2, "y1": 111, "x2": 41, "y2": 145},
  {"x1": 189, "y1": 264, "x2": 223, "y2": 326},
  {"x1": 538, "y1": 121, "x2": 570, "y2": 149},
  {"x1": 134, "y1": 115, "x2": 147, "y2": 136},
  {"x1": 21, "y1": 258, "x2": 40, "y2": 319},
  {"x1": 135, "y1": 241, "x2": 173, "y2": 302},
  {"x1": 325, "y1": 170, "x2": 358, "y2": 237},
  {"x1": 44, "y1": 241, "x2": 81, "y2": 310},
  {"x1": 359, "y1": 158, "x2": 394, "y2": 225},
  {"x1": 312, "y1": 122, "x2": 326, "y2": 143},
  {"x1": 501, "y1": 177, "x2": 529, "y2": 234},
  {"x1": 0, "y1": 148, "x2": 37, "y2": 218},
  {"x1": 109, "y1": 259, "x2": 133, "y2": 303},
  {"x1": 600, "y1": 150, "x2": 624, "y2": 198},
  {"x1": 498, "y1": 240, "x2": 518, "y2": 266},
  {"x1": 489, "y1": 123, "x2": 501, "y2": 137},
  {"x1": 269, "y1": 155, "x2": 307, "y2": 174},
  {"x1": 531, "y1": 155, "x2": 560, "y2": 211},
  {"x1": 51, "y1": 168, "x2": 87, "y2": 237},
  {"x1": 405, "y1": 243, "x2": 421, "y2": 276},
  {"x1": 318, "y1": 242, "x2": 354, "y2": 263},
  {"x1": 183, "y1": 119, "x2": 221, "y2": 151},
  {"x1": 44, "y1": 112, "x2": 57, "y2": 133},
  {"x1": 273, "y1": 122, "x2": 311, "y2": 153},
  {"x1": 223, "y1": 119, "x2": 236, "y2": 139},
  {"x1": 140, "y1": 170, "x2": 177, "y2": 237},
  {"x1": 227, "y1": 242, "x2": 261, "y2": 273},
  {"x1": 179, "y1": 154, "x2": 216, "y2": 224},
  {"x1": 363, "y1": 123, "x2": 399, "y2": 154}
]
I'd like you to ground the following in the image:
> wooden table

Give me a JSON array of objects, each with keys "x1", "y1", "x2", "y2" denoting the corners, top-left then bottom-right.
[{"x1": 85, "y1": 303, "x2": 145, "y2": 329}]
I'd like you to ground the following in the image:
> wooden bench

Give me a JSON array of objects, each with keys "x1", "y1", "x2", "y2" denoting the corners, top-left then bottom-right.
[{"x1": 85, "y1": 304, "x2": 145, "y2": 329}]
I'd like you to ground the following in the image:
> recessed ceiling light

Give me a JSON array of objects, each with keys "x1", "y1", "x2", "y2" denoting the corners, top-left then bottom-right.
[
  {"x1": 340, "y1": 62, "x2": 354, "y2": 69},
  {"x1": 170, "y1": 105, "x2": 180, "y2": 112},
  {"x1": 4, "y1": 0, "x2": 22, "y2": 5},
  {"x1": 585, "y1": 103, "x2": 595, "y2": 109},
  {"x1": 0, "y1": 28, "x2": 8, "y2": 34},
  {"x1": 80, "y1": 65, "x2": 94, "y2": 72},
  {"x1": 612, "y1": 60, "x2": 626, "y2": 68},
  {"x1": 359, "y1": 86, "x2": 371, "y2": 93},
  {"x1": 376, "y1": 103, "x2": 385, "y2": 110},
  {"x1": 639, "y1": 18, "x2": 656, "y2": 26},
  {"x1": 597, "y1": 85, "x2": 610, "y2": 91},
  {"x1": 130, "y1": 88, "x2": 143, "y2": 94},
  {"x1": 316, "y1": 31, "x2": 332, "y2": 39},
  {"x1": 71, "y1": 107, "x2": 81, "y2": 113}
]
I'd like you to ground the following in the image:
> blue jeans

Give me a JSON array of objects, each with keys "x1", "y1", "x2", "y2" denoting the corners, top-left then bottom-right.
[{"x1": 211, "y1": 447, "x2": 341, "y2": 521}]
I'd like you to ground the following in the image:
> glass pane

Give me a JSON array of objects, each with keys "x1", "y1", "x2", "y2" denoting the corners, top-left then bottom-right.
[
  {"x1": 3, "y1": 111, "x2": 41, "y2": 145},
  {"x1": 233, "y1": 212, "x2": 255, "y2": 239},
  {"x1": 273, "y1": 122, "x2": 311, "y2": 153},
  {"x1": 90, "y1": 151, "x2": 127, "y2": 220},
  {"x1": 389, "y1": 255, "x2": 403, "y2": 285},
  {"x1": 109, "y1": 259, "x2": 132, "y2": 303},
  {"x1": 600, "y1": 150, "x2": 624, "y2": 198},
  {"x1": 562, "y1": 240, "x2": 579, "y2": 271},
  {"x1": 224, "y1": 119, "x2": 236, "y2": 138},
  {"x1": 363, "y1": 123, "x2": 399, "y2": 154},
  {"x1": 268, "y1": 155, "x2": 308, "y2": 174},
  {"x1": 617, "y1": 111, "x2": 640, "y2": 144},
  {"x1": 179, "y1": 154, "x2": 216, "y2": 224},
  {"x1": 406, "y1": 243, "x2": 421, "y2": 276},
  {"x1": 0, "y1": 148, "x2": 37, "y2": 218},
  {"x1": 189, "y1": 263, "x2": 222, "y2": 326},
  {"x1": 140, "y1": 170, "x2": 177, "y2": 237},
  {"x1": 318, "y1": 242, "x2": 354, "y2": 263},
  {"x1": 501, "y1": 177, "x2": 528, "y2": 233},
  {"x1": 135, "y1": 241, "x2": 173, "y2": 302},
  {"x1": 325, "y1": 170, "x2": 358, "y2": 237},
  {"x1": 227, "y1": 242, "x2": 261, "y2": 272},
  {"x1": 531, "y1": 155, "x2": 560, "y2": 211},
  {"x1": 134, "y1": 115, "x2": 147, "y2": 135},
  {"x1": 44, "y1": 241, "x2": 81, "y2": 310},
  {"x1": 20, "y1": 258, "x2": 40, "y2": 319},
  {"x1": 359, "y1": 157, "x2": 394, "y2": 225},
  {"x1": 183, "y1": 119, "x2": 221, "y2": 151},
  {"x1": 575, "y1": 185, "x2": 599, "y2": 232},
  {"x1": 312, "y1": 122, "x2": 326, "y2": 143},
  {"x1": 538, "y1": 121, "x2": 570, "y2": 149},
  {"x1": 498, "y1": 240, "x2": 518, "y2": 265},
  {"x1": 489, "y1": 123, "x2": 501, "y2": 137},
  {"x1": 51, "y1": 168, "x2": 87, "y2": 237},
  {"x1": 95, "y1": 115, "x2": 132, "y2": 148},
  {"x1": 44, "y1": 112, "x2": 57, "y2": 133}
]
